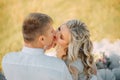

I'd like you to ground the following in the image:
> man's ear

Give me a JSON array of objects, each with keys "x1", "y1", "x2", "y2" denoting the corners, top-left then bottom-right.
[{"x1": 38, "y1": 35, "x2": 45, "y2": 44}]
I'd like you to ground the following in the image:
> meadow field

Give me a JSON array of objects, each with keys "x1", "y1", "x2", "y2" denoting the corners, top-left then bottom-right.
[{"x1": 0, "y1": 0, "x2": 120, "y2": 71}]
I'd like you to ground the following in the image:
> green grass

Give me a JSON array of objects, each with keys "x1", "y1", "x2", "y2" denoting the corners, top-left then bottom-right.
[{"x1": 0, "y1": 0, "x2": 120, "y2": 71}]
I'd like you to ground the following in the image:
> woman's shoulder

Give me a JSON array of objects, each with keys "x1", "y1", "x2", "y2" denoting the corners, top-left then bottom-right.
[{"x1": 70, "y1": 58, "x2": 84, "y2": 73}]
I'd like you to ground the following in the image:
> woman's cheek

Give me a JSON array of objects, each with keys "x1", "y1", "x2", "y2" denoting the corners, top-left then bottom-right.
[{"x1": 58, "y1": 38, "x2": 67, "y2": 47}]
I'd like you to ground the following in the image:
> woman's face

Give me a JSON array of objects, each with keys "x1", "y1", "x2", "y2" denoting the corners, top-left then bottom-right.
[{"x1": 56, "y1": 24, "x2": 71, "y2": 48}]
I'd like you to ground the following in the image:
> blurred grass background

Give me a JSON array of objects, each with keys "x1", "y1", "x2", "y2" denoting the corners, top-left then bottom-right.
[{"x1": 0, "y1": 0, "x2": 120, "y2": 71}]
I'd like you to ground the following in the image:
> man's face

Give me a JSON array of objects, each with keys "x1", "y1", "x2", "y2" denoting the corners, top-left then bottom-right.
[{"x1": 43, "y1": 23, "x2": 55, "y2": 50}]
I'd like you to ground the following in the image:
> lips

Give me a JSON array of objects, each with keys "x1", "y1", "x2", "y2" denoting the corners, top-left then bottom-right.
[{"x1": 53, "y1": 35, "x2": 57, "y2": 41}]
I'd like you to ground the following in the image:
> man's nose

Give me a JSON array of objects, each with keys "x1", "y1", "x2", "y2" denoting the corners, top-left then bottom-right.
[{"x1": 54, "y1": 29, "x2": 60, "y2": 41}]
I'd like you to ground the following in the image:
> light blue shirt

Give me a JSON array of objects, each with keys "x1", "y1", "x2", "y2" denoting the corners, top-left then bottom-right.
[{"x1": 2, "y1": 47, "x2": 72, "y2": 80}]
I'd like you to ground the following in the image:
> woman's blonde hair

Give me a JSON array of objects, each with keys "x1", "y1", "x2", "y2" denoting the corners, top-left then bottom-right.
[{"x1": 65, "y1": 19, "x2": 94, "y2": 79}]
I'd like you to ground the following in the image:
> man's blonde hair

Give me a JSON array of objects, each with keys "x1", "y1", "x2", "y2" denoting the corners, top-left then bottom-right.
[{"x1": 22, "y1": 13, "x2": 53, "y2": 42}]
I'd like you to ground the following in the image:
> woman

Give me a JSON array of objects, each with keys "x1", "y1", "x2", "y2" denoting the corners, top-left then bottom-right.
[{"x1": 55, "y1": 20, "x2": 102, "y2": 80}]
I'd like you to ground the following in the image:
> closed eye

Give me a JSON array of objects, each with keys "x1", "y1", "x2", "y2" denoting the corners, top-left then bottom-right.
[
  {"x1": 58, "y1": 27, "x2": 61, "y2": 31},
  {"x1": 60, "y1": 34, "x2": 63, "y2": 39}
]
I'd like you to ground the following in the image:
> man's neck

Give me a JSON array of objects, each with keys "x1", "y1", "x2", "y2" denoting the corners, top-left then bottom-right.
[{"x1": 24, "y1": 42, "x2": 43, "y2": 49}]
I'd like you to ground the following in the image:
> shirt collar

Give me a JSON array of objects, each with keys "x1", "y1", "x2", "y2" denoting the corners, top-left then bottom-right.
[{"x1": 21, "y1": 46, "x2": 44, "y2": 55}]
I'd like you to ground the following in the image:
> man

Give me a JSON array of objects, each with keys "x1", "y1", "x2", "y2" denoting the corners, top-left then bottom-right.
[{"x1": 2, "y1": 13, "x2": 72, "y2": 80}]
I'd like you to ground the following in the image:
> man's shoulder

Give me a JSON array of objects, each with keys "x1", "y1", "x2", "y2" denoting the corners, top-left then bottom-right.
[
  {"x1": 2, "y1": 52, "x2": 67, "y2": 71},
  {"x1": 40, "y1": 55, "x2": 66, "y2": 68},
  {"x1": 45, "y1": 55, "x2": 63, "y2": 63},
  {"x1": 2, "y1": 52, "x2": 20, "y2": 63}
]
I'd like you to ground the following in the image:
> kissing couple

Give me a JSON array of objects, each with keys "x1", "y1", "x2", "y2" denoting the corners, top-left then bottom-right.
[{"x1": 2, "y1": 13, "x2": 102, "y2": 80}]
